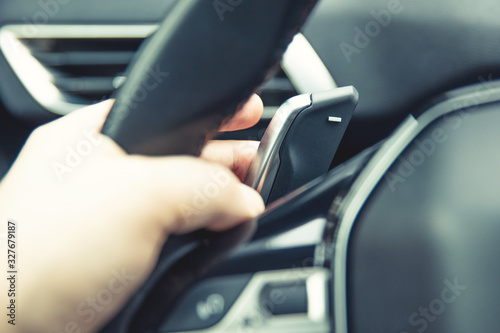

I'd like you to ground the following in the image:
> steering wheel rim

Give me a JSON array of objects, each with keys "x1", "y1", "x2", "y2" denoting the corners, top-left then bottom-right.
[{"x1": 98, "y1": 1, "x2": 319, "y2": 332}]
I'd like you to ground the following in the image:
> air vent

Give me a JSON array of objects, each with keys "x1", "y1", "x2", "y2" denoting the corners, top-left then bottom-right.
[
  {"x1": 23, "y1": 37, "x2": 143, "y2": 104},
  {"x1": 0, "y1": 25, "x2": 310, "y2": 118},
  {"x1": 0, "y1": 25, "x2": 157, "y2": 115}
]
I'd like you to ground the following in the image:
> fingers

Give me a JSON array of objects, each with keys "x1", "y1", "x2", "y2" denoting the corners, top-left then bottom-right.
[
  {"x1": 57, "y1": 94, "x2": 261, "y2": 134},
  {"x1": 41, "y1": 98, "x2": 265, "y2": 235},
  {"x1": 141, "y1": 157, "x2": 265, "y2": 234},
  {"x1": 201, "y1": 140, "x2": 259, "y2": 181},
  {"x1": 219, "y1": 94, "x2": 263, "y2": 132}
]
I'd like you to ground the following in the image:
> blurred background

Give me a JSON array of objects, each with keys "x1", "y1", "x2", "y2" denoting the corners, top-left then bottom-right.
[{"x1": 1, "y1": 0, "x2": 499, "y2": 177}]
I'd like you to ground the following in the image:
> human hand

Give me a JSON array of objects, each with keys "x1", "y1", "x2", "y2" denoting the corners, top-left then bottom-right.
[{"x1": 0, "y1": 95, "x2": 265, "y2": 333}]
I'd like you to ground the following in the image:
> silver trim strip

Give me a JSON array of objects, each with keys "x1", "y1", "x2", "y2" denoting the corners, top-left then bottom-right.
[
  {"x1": 0, "y1": 29, "x2": 86, "y2": 115},
  {"x1": 332, "y1": 84, "x2": 500, "y2": 333},
  {"x1": 2, "y1": 24, "x2": 159, "y2": 39},
  {"x1": 0, "y1": 25, "x2": 158, "y2": 116},
  {"x1": 282, "y1": 33, "x2": 337, "y2": 94},
  {"x1": 306, "y1": 270, "x2": 329, "y2": 323}
]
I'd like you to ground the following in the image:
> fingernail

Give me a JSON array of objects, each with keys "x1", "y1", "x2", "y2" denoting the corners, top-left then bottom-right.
[{"x1": 239, "y1": 184, "x2": 265, "y2": 217}]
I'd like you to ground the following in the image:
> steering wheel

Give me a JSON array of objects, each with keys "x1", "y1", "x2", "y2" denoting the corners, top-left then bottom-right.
[{"x1": 98, "y1": 1, "x2": 318, "y2": 332}]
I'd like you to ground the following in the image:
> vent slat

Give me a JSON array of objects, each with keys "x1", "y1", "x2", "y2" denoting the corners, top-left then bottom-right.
[
  {"x1": 53, "y1": 77, "x2": 115, "y2": 94},
  {"x1": 48, "y1": 64, "x2": 128, "y2": 78},
  {"x1": 21, "y1": 38, "x2": 144, "y2": 53},
  {"x1": 32, "y1": 51, "x2": 135, "y2": 67}
]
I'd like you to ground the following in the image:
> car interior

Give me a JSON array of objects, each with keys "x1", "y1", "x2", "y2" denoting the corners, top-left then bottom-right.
[{"x1": 1, "y1": 0, "x2": 500, "y2": 332}]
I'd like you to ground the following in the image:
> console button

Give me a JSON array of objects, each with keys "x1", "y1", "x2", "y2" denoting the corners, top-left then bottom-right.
[{"x1": 160, "y1": 274, "x2": 252, "y2": 332}]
